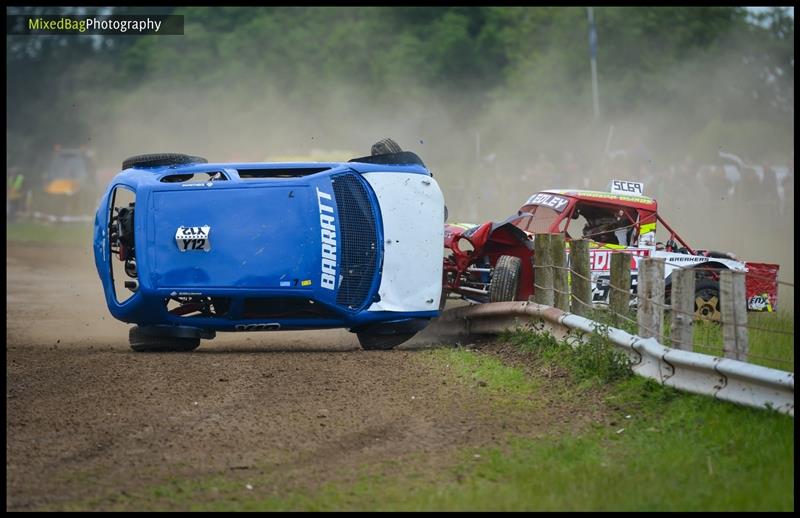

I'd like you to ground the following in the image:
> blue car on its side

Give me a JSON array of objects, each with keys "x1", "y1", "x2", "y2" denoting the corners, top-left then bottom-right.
[{"x1": 93, "y1": 139, "x2": 445, "y2": 351}]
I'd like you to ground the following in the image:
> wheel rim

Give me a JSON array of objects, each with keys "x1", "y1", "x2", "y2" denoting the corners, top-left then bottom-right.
[{"x1": 695, "y1": 292, "x2": 721, "y2": 321}]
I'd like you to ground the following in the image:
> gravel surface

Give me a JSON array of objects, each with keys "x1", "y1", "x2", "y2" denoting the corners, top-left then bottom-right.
[{"x1": 6, "y1": 242, "x2": 609, "y2": 511}]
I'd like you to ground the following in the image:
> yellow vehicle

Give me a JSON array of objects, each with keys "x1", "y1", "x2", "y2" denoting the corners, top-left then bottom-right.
[{"x1": 38, "y1": 146, "x2": 98, "y2": 217}]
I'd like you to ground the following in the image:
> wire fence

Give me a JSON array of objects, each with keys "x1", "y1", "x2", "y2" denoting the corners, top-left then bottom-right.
[{"x1": 532, "y1": 236, "x2": 794, "y2": 372}]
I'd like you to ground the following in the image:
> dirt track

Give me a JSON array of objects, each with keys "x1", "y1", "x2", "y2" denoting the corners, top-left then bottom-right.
[{"x1": 6, "y1": 242, "x2": 608, "y2": 511}]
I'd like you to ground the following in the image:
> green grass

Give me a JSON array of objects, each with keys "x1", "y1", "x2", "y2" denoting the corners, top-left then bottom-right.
[
  {"x1": 398, "y1": 376, "x2": 794, "y2": 512},
  {"x1": 428, "y1": 346, "x2": 542, "y2": 402},
  {"x1": 7, "y1": 221, "x2": 93, "y2": 246},
  {"x1": 85, "y1": 409, "x2": 792, "y2": 511},
  {"x1": 501, "y1": 322, "x2": 633, "y2": 386},
  {"x1": 691, "y1": 312, "x2": 795, "y2": 372},
  {"x1": 595, "y1": 307, "x2": 794, "y2": 372},
  {"x1": 52, "y1": 333, "x2": 794, "y2": 512},
  {"x1": 66, "y1": 384, "x2": 793, "y2": 512}
]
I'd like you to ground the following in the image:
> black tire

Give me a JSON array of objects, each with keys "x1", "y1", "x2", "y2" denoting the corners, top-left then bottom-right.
[
  {"x1": 489, "y1": 255, "x2": 522, "y2": 302},
  {"x1": 370, "y1": 138, "x2": 403, "y2": 156},
  {"x1": 129, "y1": 326, "x2": 201, "y2": 352},
  {"x1": 694, "y1": 278, "x2": 721, "y2": 322},
  {"x1": 357, "y1": 332, "x2": 416, "y2": 351},
  {"x1": 122, "y1": 153, "x2": 208, "y2": 170}
]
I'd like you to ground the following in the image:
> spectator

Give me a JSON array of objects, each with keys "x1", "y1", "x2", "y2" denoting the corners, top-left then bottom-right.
[{"x1": 6, "y1": 167, "x2": 25, "y2": 221}]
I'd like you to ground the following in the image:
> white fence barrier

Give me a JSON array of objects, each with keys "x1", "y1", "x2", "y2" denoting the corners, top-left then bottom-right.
[{"x1": 430, "y1": 301, "x2": 794, "y2": 416}]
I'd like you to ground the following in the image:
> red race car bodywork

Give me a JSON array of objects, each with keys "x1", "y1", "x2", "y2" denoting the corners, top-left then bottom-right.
[{"x1": 443, "y1": 187, "x2": 779, "y2": 318}]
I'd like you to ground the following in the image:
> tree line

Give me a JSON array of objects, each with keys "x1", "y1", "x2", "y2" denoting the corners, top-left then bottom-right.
[{"x1": 7, "y1": 6, "x2": 794, "y2": 175}]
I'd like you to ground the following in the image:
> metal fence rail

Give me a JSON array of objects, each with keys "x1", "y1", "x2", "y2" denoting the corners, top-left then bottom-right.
[
  {"x1": 531, "y1": 235, "x2": 794, "y2": 371},
  {"x1": 432, "y1": 301, "x2": 794, "y2": 416}
]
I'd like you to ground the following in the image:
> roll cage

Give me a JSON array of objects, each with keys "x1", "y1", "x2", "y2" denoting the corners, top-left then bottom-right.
[{"x1": 510, "y1": 191, "x2": 695, "y2": 254}]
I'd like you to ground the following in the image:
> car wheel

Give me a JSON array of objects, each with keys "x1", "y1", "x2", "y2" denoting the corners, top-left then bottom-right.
[
  {"x1": 489, "y1": 255, "x2": 522, "y2": 302},
  {"x1": 122, "y1": 153, "x2": 208, "y2": 170},
  {"x1": 694, "y1": 279, "x2": 721, "y2": 322},
  {"x1": 370, "y1": 138, "x2": 403, "y2": 156},
  {"x1": 357, "y1": 332, "x2": 416, "y2": 351},
  {"x1": 129, "y1": 326, "x2": 201, "y2": 352}
]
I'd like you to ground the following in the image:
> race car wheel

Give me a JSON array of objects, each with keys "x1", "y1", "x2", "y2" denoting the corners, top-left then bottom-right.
[
  {"x1": 129, "y1": 326, "x2": 201, "y2": 352},
  {"x1": 122, "y1": 153, "x2": 208, "y2": 170},
  {"x1": 370, "y1": 138, "x2": 403, "y2": 156},
  {"x1": 489, "y1": 255, "x2": 522, "y2": 302},
  {"x1": 357, "y1": 332, "x2": 416, "y2": 351},
  {"x1": 694, "y1": 279, "x2": 721, "y2": 322}
]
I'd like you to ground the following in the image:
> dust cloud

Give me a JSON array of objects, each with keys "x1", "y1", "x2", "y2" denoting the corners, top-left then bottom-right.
[{"x1": 48, "y1": 22, "x2": 796, "y2": 311}]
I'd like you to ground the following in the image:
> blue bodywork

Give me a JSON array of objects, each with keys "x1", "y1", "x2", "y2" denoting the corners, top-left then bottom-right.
[{"x1": 93, "y1": 159, "x2": 438, "y2": 336}]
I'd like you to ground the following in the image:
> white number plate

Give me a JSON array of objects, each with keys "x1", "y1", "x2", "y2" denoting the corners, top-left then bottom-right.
[
  {"x1": 175, "y1": 225, "x2": 211, "y2": 252},
  {"x1": 609, "y1": 180, "x2": 644, "y2": 195}
]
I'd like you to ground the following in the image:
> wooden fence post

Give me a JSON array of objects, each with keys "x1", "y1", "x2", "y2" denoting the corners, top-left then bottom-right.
[
  {"x1": 533, "y1": 233, "x2": 554, "y2": 306},
  {"x1": 670, "y1": 267, "x2": 695, "y2": 351},
  {"x1": 609, "y1": 252, "x2": 631, "y2": 326},
  {"x1": 551, "y1": 234, "x2": 569, "y2": 311},
  {"x1": 721, "y1": 270, "x2": 749, "y2": 361},
  {"x1": 637, "y1": 257, "x2": 665, "y2": 343},
  {"x1": 733, "y1": 271, "x2": 749, "y2": 362},
  {"x1": 570, "y1": 239, "x2": 591, "y2": 316}
]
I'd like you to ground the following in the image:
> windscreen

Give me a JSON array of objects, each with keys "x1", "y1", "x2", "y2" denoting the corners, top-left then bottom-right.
[{"x1": 512, "y1": 204, "x2": 563, "y2": 234}]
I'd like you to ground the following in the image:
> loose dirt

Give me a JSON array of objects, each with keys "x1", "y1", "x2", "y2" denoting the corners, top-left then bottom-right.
[{"x1": 6, "y1": 242, "x2": 612, "y2": 511}]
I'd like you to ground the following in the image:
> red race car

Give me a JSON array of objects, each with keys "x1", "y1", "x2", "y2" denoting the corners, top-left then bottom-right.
[{"x1": 442, "y1": 181, "x2": 779, "y2": 319}]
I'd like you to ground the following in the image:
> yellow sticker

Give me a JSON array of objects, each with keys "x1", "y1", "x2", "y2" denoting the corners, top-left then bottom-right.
[{"x1": 301, "y1": 279, "x2": 312, "y2": 287}]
